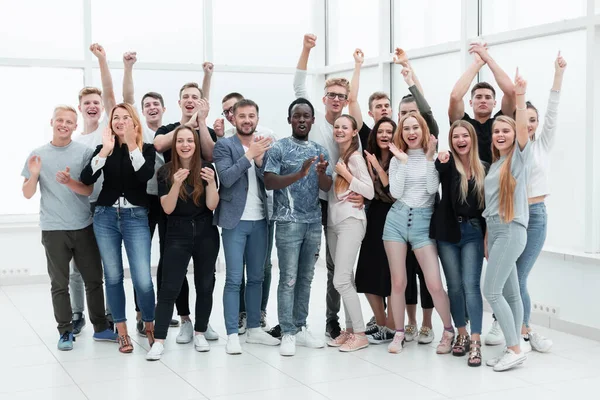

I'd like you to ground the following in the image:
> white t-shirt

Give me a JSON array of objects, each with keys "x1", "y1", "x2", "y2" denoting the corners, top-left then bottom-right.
[
  {"x1": 136, "y1": 104, "x2": 165, "y2": 197},
  {"x1": 73, "y1": 118, "x2": 107, "y2": 203},
  {"x1": 240, "y1": 144, "x2": 265, "y2": 221}
]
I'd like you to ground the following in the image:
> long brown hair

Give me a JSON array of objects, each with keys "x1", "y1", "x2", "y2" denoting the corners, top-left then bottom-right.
[
  {"x1": 109, "y1": 103, "x2": 144, "y2": 151},
  {"x1": 170, "y1": 125, "x2": 205, "y2": 205},
  {"x1": 448, "y1": 120, "x2": 486, "y2": 209},
  {"x1": 491, "y1": 116, "x2": 517, "y2": 223},
  {"x1": 334, "y1": 114, "x2": 360, "y2": 194},
  {"x1": 394, "y1": 112, "x2": 430, "y2": 152}
]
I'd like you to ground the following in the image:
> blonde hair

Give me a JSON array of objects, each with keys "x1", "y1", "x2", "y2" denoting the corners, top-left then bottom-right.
[
  {"x1": 110, "y1": 103, "x2": 144, "y2": 151},
  {"x1": 394, "y1": 112, "x2": 430, "y2": 152},
  {"x1": 324, "y1": 78, "x2": 350, "y2": 94},
  {"x1": 78, "y1": 87, "x2": 102, "y2": 102},
  {"x1": 491, "y1": 116, "x2": 518, "y2": 223},
  {"x1": 448, "y1": 120, "x2": 486, "y2": 209},
  {"x1": 52, "y1": 105, "x2": 77, "y2": 118}
]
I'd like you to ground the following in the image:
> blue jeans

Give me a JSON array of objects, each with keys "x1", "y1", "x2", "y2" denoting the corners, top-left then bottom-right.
[
  {"x1": 222, "y1": 219, "x2": 268, "y2": 335},
  {"x1": 276, "y1": 221, "x2": 321, "y2": 335},
  {"x1": 516, "y1": 203, "x2": 547, "y2": 327},
  {"x1": 239, "y1": 220, "x2": 274, "y2": 313},
  {"x1": 438, "y1": 219, "x2": 484, "y2": 334},
  {"x1": 93, "y1": 206, "x2": 155, "y2": 323}
]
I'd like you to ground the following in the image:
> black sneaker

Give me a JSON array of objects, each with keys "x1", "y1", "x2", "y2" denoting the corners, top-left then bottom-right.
[
  {"x1": 169, "y1": 319, "x2": 180, "y2": 327},
  {"x1": 366, "y1": 316, "x2": 377, "y2": 328},
  {"x1": 72, "y1": 312, "x2": 86, "y2": 336},
  {"x1": 365, "y1": 323, "x2": 379, "y2": 336},
  {"x1": 267, "y1": 324, "x2": 282, "y2": 339},
  {"x1": 368, "y1": 326, "x2": 395, "y2": 344},
  {"x1": 238, "y1": 312, "x2": 247, "y2": 335},
  {"x1": 325, "y1": 321, "x2": 341, "y2": 339},
  {"x1": 137, "y1": 319, "x2": 147, "y2": 337}
]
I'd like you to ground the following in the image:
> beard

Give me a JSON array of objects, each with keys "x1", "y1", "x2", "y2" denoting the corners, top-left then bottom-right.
[{"x1": 236, "y1": 125, "x2": 256, "y2": 136}]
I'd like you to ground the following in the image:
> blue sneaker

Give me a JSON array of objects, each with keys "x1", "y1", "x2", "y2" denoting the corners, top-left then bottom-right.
[
  {"x1": 93, "y1": 329, "x2": 119, "y2": 342},
  {"x1": 58, "y1": 331, "x2": 74, "y2": 351}
]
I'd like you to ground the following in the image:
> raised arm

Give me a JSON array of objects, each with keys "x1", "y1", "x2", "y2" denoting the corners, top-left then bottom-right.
[
  {"x1": 201, "y1": 62, "x2": 214, "y2": 101},
  {"x1": 393, "y1": 48, "x2": 425, "y2": 96},
  {"x1": 348, "y1": 49, "x2": 364, "y2": 130},
  {"x1": 470, "y1": 43, "x2": 515, "y2": 116},
  {"x1": 449, "y1": 53, "x2": 485, "y2": 123},
  {"x1": 22, "y1": 155, "x2": 41, "y2": 199},
  {"x1": 196, "y1": 99, "x2": 215, "y2": 161},
  {"x1": 90, "y1": 44, "x2": 116, "y2": 113},
  {"x1": 425, "y1": 135, "x2": 440, "y2": 194},
  {"x1": 293, "y1": 34, "x2": 316, "y2": 99},
  {"x1": 402, "y1": 67, "x2": 440, "y2": 139},
  {"x1": 122, "y1": 51, "x2": 137, "y2": 105},
  {"x1": 515, "y1": 70, "x2": 529, "y2": 150},
  {"x1": 538, "y1": 52, "x2": 567, "y2": 150}
]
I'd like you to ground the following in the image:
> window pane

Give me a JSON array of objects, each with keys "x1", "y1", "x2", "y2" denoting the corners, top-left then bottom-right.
[
  {"x1": 328, "y1": 0, "x2": 379, "y2": 65},
  {"x1": 482, "y1": 0, "x2": 586, "y2": 35},
  {"x1": 478, "y1": 31, "x2": 586, "y2": 251},
  {"x1": 393, "y1": 0, "x2": 461, "y2": 51},
  {"x1": 214, "y1": 0, "x2": 318, "y2": 68},
  {"x1": 0, "y1": 67, "x2": 84, "y2": 215},
  {"x1": 0, "y1": 0, "x2": 83, "y2": 59},
  {"x1": 91, "y1": 0, "x2": 204, "y2": 64}
]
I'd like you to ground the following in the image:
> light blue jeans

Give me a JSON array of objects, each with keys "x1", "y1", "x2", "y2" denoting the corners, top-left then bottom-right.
[
  {"x1": 276, "y1": 221, "x2": 321, "y2": 335},
  {"x1": 93, "y1": 206, "x2": 155, "y2": 323},
  {"x1": 516, "y1": 203, "x2": 547, "y2": 327},
  {"x1": 483, "y1": 217, "x2": 527, "y2": 347},
  {"x1": 221, "y1": 219, "x2": 268, "y2": 335}
]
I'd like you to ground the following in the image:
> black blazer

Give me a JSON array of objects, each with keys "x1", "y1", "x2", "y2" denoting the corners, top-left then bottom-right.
[
  {"x1": 81, "y1": 142, "x2": 156, "y2": 208},
  {"x1": 429, "y1": 153, "x2": 488, "y2": 244}
]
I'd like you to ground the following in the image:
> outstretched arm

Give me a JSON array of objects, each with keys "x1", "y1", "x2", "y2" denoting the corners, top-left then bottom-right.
[
  {"x1": 122, "y1": 51, "x2": 137, "y2": 105},
  {"x1": 470, "y1": 43, "x2": 515, "y2": 116},
  {"x1": 90, "y1": 43, "x2": 116, "y2": 113},
  {"x1": 515, "y1": 70, "x2": 529, "y2": 150},
  {"x1": 201, "y1": 62, "x2": 214, "y2": 101},
  {"x1": 538, "y1": 52, "x2": 567, "y2": 150},
  {"x1": 293, "y1": 34, "x2": 316, "y2": 99},
  {"x1": 449, "y1": 52, "x2": 485, "y2": 123},
  {"x1": 348, "y1": 49, "x2": 364, "y2": 130}
]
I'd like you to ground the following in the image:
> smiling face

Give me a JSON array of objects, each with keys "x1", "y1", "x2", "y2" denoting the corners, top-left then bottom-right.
[
  {"x1": 178, "y1": 87, "x2": 202, "y2": 118},
  {"x1": 111, "y1": 107, "x2": 135, "y2": 139},
  {"x1": 333, "y1": 116, "x2": 356, "y2": 146},
  {"x1": 51, "y1": 110, "x2": 78, "y2": 141},
  {"x1": 142, "y1": 96, "x2": 165, "y2": 125},
  {"x1": 289, "y1": 104, "x2": 315, "y2": 139},
  {"x1": 527, "y1": 108, "x2": 539, "y2": 139},
  {"x1": 79, "y1": 93, "x2": 104, "y2": 123},
  {"x1": 175, "y1": 128, "x2": 196, "y2": 161},
  {"x1": 401, "y1": 116, "x2": 423, "y2": 150},
  {"x1": 451, "y1": 126, "x2": 472, "y2": 157},
  {"x1": 233, "y1": 105, "x2": 259, "y2": 136},
  {"x1": 376, "y1": 121, "x2": 394, "y2": 150},
  {"x1": 492, "y1": 121, "x2": 516, "y2": 154}
]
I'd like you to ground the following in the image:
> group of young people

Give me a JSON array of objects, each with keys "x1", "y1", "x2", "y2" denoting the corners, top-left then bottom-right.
[{"x1": 22, "y1": 34, "x2": 565, "y2": 373}]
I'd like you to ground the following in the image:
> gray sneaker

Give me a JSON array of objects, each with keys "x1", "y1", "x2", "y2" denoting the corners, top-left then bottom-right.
[{"x1": 238, "y1": 312, "x2": 247, "y2": 335}]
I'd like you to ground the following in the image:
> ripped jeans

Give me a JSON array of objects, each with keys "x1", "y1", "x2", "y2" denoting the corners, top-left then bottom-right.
[{"x1": 276, "y1": 221, "x2": 322, "y2": 335}]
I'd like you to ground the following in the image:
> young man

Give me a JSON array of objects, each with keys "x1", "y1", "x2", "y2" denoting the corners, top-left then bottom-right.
[
  {"x1": 213, "y1": 99, "x2": 281, "y2": 354},
  {"x1": 264, "y1": 98, "x2": 332, "y2": 356},
  {"x1": 22, "y1": 106, "x2": 117, "y2": 350},
  {"x1": 449, "y1": 42, "x2": 516, "y2": 164},
  {"x1": 68, "y1": 43, "x2": 117, "y2": 335},
  {"x1": 294, "y1": 33, "x2": 363, "y2": 339}
]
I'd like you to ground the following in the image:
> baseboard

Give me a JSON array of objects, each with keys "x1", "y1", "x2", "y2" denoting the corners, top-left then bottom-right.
[{"x1": 0, "y1": 266, "x2": 160, "y2": 286}]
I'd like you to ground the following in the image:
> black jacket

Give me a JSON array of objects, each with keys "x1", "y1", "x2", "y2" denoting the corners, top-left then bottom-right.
[
  {"x1": 81, "y1": 142, "x2": 155, "y2": 208},
  {"x1": 429, "y1": 153, "x2": 488, "y2": 243}
]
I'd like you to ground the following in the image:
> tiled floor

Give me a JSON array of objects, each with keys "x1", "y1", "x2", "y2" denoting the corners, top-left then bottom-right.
[{"x1": 1, "y1": 264, "x2": 599, "y2": 400}]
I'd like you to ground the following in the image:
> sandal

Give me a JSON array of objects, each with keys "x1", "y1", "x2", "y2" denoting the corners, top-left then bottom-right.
[
  {"x1": 118, "y1": 334, "x2": 134, "y2": 354},
  {"x1": 452, "y1": 334, "x2": 470, "y2": 357},
  {"x1": 467, "y1": 340, "x2": 482, "y2": 367}
]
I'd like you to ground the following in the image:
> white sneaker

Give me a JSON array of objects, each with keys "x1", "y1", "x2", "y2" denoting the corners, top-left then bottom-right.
[
  {"x1": 485, "y1": 320, "x2": 505, "y2": 346},
  {"x1": 280, "y1": 334, "x2": 296, "y2": 356},
  {"x1": 295, "y1": 326, "x2": 325, "y2": 348},
  {"x1": 528, "y1": 331, "x2": 552, "y2": 353},
  {"x1": 493, "y1": 349, "x2": 527, "y2": 372},
  {"x1": 246, "y1": 327, "x2": 281, "y2": 346},
  {"x1": 204, "y1": 324, "x2": 219, "y2": 341},
  {"x1": 226, "y1": 334, "x2": 242, "y2": 355},
  {"x1": 417, "y1": 326, "x2": 435, "y2": 344},
  {"x1": 194, "y1": 334, "x2": 210, "y2": 352},
  {"x1": 260, "y1": 311, "x2": 270, "y2": 331},
  {"x1": 176, "y1": 320, "x2": 194, "y2": 344},
  {"x1": 146, "y1": 342, "x2": 165, "y2": 361},
  {"x1": 486, "y1": 348, "x2": 507, "y2": 367},
  {"x1": 521, "y1": 335, "x2": 532, "y2": 353},
  {"x1": 404, "y1": 324, "x2": 417, "y2": 342}
]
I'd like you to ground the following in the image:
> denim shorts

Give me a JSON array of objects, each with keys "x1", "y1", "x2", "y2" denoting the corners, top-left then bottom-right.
[{"x1": 382, "y1": 202, "x2": 435, "y2": 249}]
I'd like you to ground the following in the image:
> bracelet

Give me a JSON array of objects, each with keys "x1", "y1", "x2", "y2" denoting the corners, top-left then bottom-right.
[{"x1": 516, "y1": 106, "x2": 527, "y2": 111}]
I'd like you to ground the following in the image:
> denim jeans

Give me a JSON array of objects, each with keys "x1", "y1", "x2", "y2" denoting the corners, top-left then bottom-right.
[
  {"x1": 239, "y1": 220, "x2": 274, "y2": 313},
  {"x1": 276, "y1": 221, "x2": 321, "y2": 335},
  {"x1": 438, "y1": 219, "x2": 485, "y2": 334},
  {"x1": 222, "y1": 219, "x2": 268, "y2": 335},
  {"x1": 93, "y1": 206, "x2": 155, "y2": 323},
  {"x1": 516, "y1": 202, "x2": 547, "y2": 327}
]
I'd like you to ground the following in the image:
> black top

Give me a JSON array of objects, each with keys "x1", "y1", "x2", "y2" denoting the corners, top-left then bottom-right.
[
  {"x1": 157, "y1": 162, "x2": 216, "y2": 219},
  {"x1": 454, "y1": 178, "x2": 482, "y2": 219},
  {"x1": 81, "y1": 143, "x2": 156, "y2": 208},
  {"x1": 154, "y1": 122, "x2": 217, "y2": 163},
  {"x1": 358, "y1": 123, "x2": 371, "y2": 153},
  {"x1": 461, "y1": 110, "x2": 503, "y2": 164},
  {"x1": 429, "y1": 152, "x2": 489, "y2": 244}
]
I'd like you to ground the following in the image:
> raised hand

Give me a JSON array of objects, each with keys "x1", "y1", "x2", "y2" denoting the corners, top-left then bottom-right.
[
  {"x1": 401, "y1": 66, "x2": 415, "y2": 86},
  {"x1": 213, "y1": 118, "x2": 225, "y2": 137},
  {"x1": 514, "y1": 68, "x2": 527, "y2": 95},
  {"x1": 303, "y1": 33, "x2": 317, "y2": 49},
  {"x1": 389, "y1": 143, "x2": 408, "y2": 164},
  {"x1": 299, "y1": 156, "x2": 317, "y2": 178},
  {"x1": 364, "y1": 150, "x2": 382, "y2": 172},
  {"x1": 200, "y1": 166, "x2": 215, "y2": 185},
  {"x1": 186, "y1": 111, "x2": 199, "y2": 129},
  {"x1": 248, "y1": 136, "x2": 272, "y2": 159},
  {"x1": 99, "y1": 126, "x2": 115, "y2": 157},
  {"x1": 90, "y1": 43, "x2": 107, "y2": 60},
  {"x1": 353, "y1": 48, "x2": 364, "y2": 65},
  {"x1": 173, "y1": 168, "x2": 190, "y2": 186},
  {"x1": 555, "y1": 51, "x2": 567, "y2": 73},
  {"x1": 203, "y1": 62, "x2": 214, "y2": 76},
  {"x1": 27, "y1": 155, "x2": 42, "y2": 176},
  {"x1": 123, "y1": 51, "x2": 137, "y2": 67},
  {"x1": 197, "y1": 99, "x2": 210, "y2": 121},
  {"x1": 56, "y1": 166, "x2": 71, "y2": 185},
  {"x1": 315, "y1": 154, "x2": 329, "y2": 175},
  {"x1": 469, "y1": 42, "x2": 490, "y2": 63},
  {"x1": 437, "y1": 150, "x2": 450, "y2": 163},
  {"x1": 124, "y1": 123, "x2": 137, "y2": 147},
  {"x1": 393, "y1": 47, "x2": 408, "y2": 66},
  {"x1": 426, "y1": 135, "x2": 438, "y2": 160}
]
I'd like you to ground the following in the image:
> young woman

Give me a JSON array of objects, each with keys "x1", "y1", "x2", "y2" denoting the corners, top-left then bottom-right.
[
  {"x1": 431, "y1": 120, "x2": 488, "y2": 366},
  {"x1": 356, "y1": 117, "x2": 397, "y2": 344},
  {"x1": 81, "y1": 103, "x2": 156, "y2": 353},
  {"x1": 383, "y1": 112, "x2": 454, "y2": 355},
  {"x1": 516, "y1": 53, "x2": 566, "y2": 353},
  {"x1": 146, "y1": 125, "x2": 220, "y2": 361},
  {"x1": 483, "y1": 72, "x2": 532, "y2": 372},
  {"x1": 326, "y1": 114, "x2": 374, "y2": 352}
]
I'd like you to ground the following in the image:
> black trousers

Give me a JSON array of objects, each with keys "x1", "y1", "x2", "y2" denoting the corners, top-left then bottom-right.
[{"x1": 154, "y1": 216, "x2": 220, "y2": 339}]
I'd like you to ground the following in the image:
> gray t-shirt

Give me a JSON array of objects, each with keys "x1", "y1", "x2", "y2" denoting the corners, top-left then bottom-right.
[
  {"x1": 22, "y1": 141, "x2": 95, "y2": 231},
  {"x1": 264, "y1": 137, "x2": 331, "y2": 224},
  {"x1": 483, "y1": 141, "x2": 532, "y2": 227}
]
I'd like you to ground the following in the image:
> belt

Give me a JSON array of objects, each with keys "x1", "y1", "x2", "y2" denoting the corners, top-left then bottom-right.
[{"x1": 457, "y1": 216, "x2": 470, "y2": 223}]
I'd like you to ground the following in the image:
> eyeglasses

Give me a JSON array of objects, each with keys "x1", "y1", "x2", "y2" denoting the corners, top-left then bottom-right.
[
  {"x1": 326, "y1": 92, "x2": 348, "y2": 100},
  {"x1": 222, "y1": 107, "x2": 234, "y2": 117}
]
